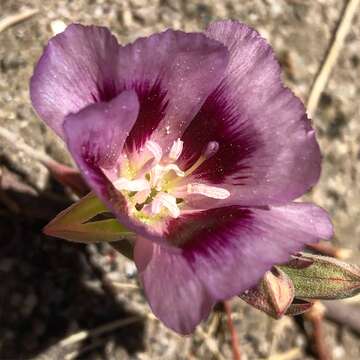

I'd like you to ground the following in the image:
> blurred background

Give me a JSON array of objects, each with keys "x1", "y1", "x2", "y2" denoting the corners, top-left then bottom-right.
[{"x1": 0, "y1": 0, "x2": 359, "y2": 359}]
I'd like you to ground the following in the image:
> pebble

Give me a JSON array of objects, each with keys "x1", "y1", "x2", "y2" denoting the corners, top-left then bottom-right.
[
  {"x1": 333, "y1": 345, "x2": 346, "y2": 359},
  {"x1": 125, "y1": 261, "x2": 137, "y2": 278},
  {"x1": 50, "y1": 20, "x2": 67, "y2": 35}
]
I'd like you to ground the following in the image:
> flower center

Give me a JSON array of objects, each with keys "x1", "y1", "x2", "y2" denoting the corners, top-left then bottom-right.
[{"x1": 112, "y1": 138, "x2": 230, "y2": 221}]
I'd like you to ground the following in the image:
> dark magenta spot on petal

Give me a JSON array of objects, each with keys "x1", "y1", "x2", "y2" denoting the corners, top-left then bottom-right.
[
  {"x1": 165, "y1": 206, "x2": 254, "y2": 249},
  {"x1": 179, "y1": 86, "x2": 261, "y2": 185},
  {"x1": 125, "y1": 80, "x2": 168, "y2": 150}
]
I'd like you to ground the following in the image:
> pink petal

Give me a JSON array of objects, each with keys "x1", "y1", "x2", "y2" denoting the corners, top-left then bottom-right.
[
  {"x1": 120, "y1": 29, "x2": 229, "y2": 151},
  {"x1": 178, "y1": 21, "x2": 321, "y2": 207},
  {"x1": 135, "y1": 202, "x2": 332, "y2": 333},
  {"x1": 63, "y1": 90, "x2": 165, "y2": 243},
  {"x1": 31, "y1": 24, "x2": 121, "y2": 138},
  {"x1": 134, "y1": 237, "x2": 214, "y2": 334}
]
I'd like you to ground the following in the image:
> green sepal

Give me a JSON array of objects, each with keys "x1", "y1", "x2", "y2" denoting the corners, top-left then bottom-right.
[
  {"x1": 285, "y1": 299, "x2": 314, "y2": 316},
  {"x1": 280, "y1": 253, "x2": 360, "y2": 300},
  {"x1": 44, "y1": 192, "x2": 135, "y2": 244}
]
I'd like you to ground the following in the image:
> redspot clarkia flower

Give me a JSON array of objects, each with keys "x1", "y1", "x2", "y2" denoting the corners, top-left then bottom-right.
[{"x1": 30, "y1": 21, "x2": 333, "y2": 334}]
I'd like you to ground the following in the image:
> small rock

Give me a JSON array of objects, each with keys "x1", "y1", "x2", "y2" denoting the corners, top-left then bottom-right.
[
  {"x1": 333, "y1": 345, "x2": 345, "y2": 359},
  {"x1": 125, "y1": 261, "x2": 137, "y2": 278},
  {"x1": 50, "y1": 20, "x2": 67, "y2": 35}
]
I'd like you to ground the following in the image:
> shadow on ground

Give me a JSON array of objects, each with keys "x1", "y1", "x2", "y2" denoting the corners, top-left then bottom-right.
[{"x1": 0, "y1": 187, "x2": 145, "y2": 359}]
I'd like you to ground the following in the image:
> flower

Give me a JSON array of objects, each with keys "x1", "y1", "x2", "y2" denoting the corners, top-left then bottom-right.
[{"x1": 30, "y1": 21, "x2": 333, "y2": 334}]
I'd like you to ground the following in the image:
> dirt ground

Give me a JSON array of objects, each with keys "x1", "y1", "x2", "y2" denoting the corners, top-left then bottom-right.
[{"x1": 0, "y1": 0, "x2": 359, "y2": 359}]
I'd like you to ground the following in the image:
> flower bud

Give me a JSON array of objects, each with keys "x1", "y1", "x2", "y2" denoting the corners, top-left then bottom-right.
[
  {"x1": 280, "y1": 253, "x2": 360, "y2": 300},
  {"x1": 240, "y1": 267, "x2": 294, "y2": 319},
  {"x1": 285, "y1": 299, "x2": 314, "y2": 316}
]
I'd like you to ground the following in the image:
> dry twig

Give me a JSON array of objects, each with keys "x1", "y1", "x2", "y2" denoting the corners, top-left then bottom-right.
[
  {"x1": 0, "y1": 126, "x2": 53, "y2": 164},
  {"x1": 0, "y1": 8, "x2": 38, "y2": 33},
  {"x1": 223, "y1": 301, "x2": 241, "y2": 360},
  {"x1": 323, "y1": 301, "x2": 360, "y2": 335},
  {"x1": 307, "y1": 242, "x2": 352, "y2": 260},
  {"x1": 0, "y1": 126, "x2": 88, "y2": 196},
  {"x1": 306, "y1": 0, "x2": 360, "y2": 116},
  {"x1": 60, "y1": 316, "x2": 142, "y2": 347},
  {"x1": 266, "y1": 347, "x2": 302, "y2": 360},
  {"x1": 196, "y1": 326, "x2": 226, "y2": 360},
  {"x1": 304, "y1": 301, "x2": 331, "y2": 360},
  {"x1": 110, "y1": 281, "x2": 139, "y2": 290},
  {"x1": 64, "y1": 338, "x2": 108, "y2": 360}
]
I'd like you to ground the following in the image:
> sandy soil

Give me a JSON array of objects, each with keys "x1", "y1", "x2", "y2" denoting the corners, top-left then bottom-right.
[{"x1": 0, "y1": 0, "x2": 359, "y2": 359}]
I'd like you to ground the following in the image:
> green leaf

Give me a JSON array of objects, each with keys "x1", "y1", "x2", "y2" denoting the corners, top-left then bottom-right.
[
  {"x1": 280, "y1": 253, "x2": 360, "y2": 300},
  {"x1": 43, "y1": 192, "x2": 135, "y2": 244}
]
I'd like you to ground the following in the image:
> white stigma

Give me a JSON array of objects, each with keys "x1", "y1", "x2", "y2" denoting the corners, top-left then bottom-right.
[
  {"x1": 169, "y1": 138, "x2": 184, "y2": 161},
  {"x1": 145, "y1": 140, "x2": 163, "y2": 162}
]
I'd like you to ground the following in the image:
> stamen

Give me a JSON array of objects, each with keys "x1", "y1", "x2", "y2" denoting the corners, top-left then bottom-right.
[
  {"x1": 162, "y1": 164, "x2": 185, "y2": 177},
  {"x1": 187, "y1": 183, "x2": 230, "y2": 199},
  {"x1": 151, "y1": 193, "x2": 180, "y2": 218},
  {"x1": 150, "y1": 164, "x2": 164, "y2": 187},
  {"x1": 169, "y1": 138, "x2": 184, "y2": 161},
  {"x1": 145, "y1": 140, "x2": 162, "y2": 162},
  {"x1": 113, "y1": 138, "x2": 225, "y2": 221},
  {"x1": 150, "y1": 164, "x2": 185, "y2": 189},
  {"x1": 113, "y1": 177, "x2": 150, "y2": 192},
  {"x1": 203, "y1": 141, "x2": 219, "y2": 159},
  {"x1": 184, "y1": 156, "x2": 206, "y2": 176},
  {"x1": 185, "y1": 141, "x2": 219, "y2": 176}
]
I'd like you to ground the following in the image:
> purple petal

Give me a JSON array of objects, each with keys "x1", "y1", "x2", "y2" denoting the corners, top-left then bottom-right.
[
  {"x1": 134, "y1": 237, "x2": 214, "y2": 334},
  {"x1": 118, "y1": 29, "x2": 229, "y2": 150},
  {"x1": 31, "y1": 25, "x2": 229, "y2": 151},
  {"x1": 124, "y1": 80, "x2": 168, "y2": 151},
  {"x1": 31, "y1": 24, "x2": 121, "y2": 138},
  {"x1": 63, "y1": 90, "x2": 164, "y2": 242},
  {"x1": 178, "y1": 21, "x2": 320, "y2": 206},
  {"x1": 136, "y1": 202, "x2": 332, "y2": 333},
  {"x1": 63, "y1": 90, "x2": 139, "y2": 169},
  {"x1": 183, "y1": 203, "x2": 333, "y2": 300}
]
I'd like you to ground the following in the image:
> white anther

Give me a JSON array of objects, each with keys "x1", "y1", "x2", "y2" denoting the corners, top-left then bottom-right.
[
  {"x1": 163, "y1": 164, "x2": 185, "y2": 177},
  {"x1": 150, "y1": 164, "x2": 164, "y2": 187},
  {"x1": 145, "y1": 140, "x2": 163, "y2": 163},
  {"x1": 169, "y1": 138, "x2": 184, "y2": 161},
  {"x1": 150, "y1": 164, "x2": 185, "y2": 189},
  {"x1": 203, "y1": 141, "x2": 219, "y2": 159},
  {"x1": 113, "y1": 177, "x2": 150, "y2": 192},
  {"x1": 151, "y1": 193, "x2": 180, "y2": 218},
  {"x1": 187, "y1": 183, "x2": 230, "y2": 199}
]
